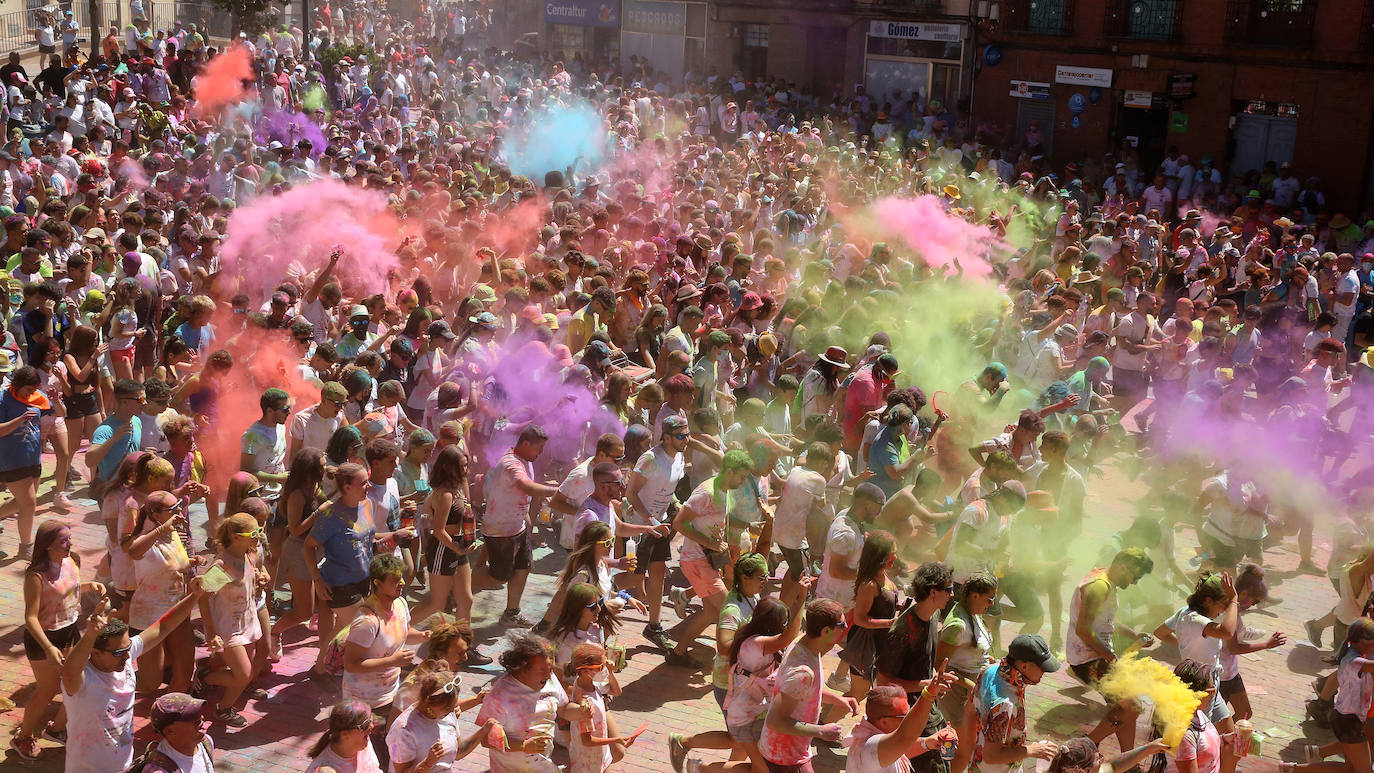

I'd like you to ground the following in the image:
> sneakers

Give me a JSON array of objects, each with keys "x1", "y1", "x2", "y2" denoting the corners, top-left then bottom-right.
[
  {"x1": 669, "y1": 587, "x2": 690, "y2": 619},
  {"x1": 664, "y1": 648, "x2": 697, "y2": 668},
  {"x1": 53, "y1": 492, "x2": 72, "y2": 512},
  {"x1": 499, "y1": 609, "x2": 536, "y2": 628},
  {"x1": 825, "y1": 668, "x2": 850, "y2": 693},
  {"x1": 214, "y1": 706, "x2": 248, "y2": 728},
  {"x1": 247, "y1": 687, "x2": 270, "y2": 701},
  {"x1": 41, "y1": 724, "x2": 66, "y2": 745},
  {"x1": 1306, "y1": 619, "x2": 1323, "y2": 649},
  {"x1": 465, "y1": 647, "x2": 494, "y2": 666},
  {"x1": 9, "y1": 733, "x2": 41, "y2": 760},
  {"x1": 644, "y1": 623, "x2": 675, "y2": 652},
  {"x1": 531, "y1": 619, "x2": 551, "y2": 636},
  {"x1": 1305, "y1": 744, "x2": 1322, "y2": 763},
  {"x1": 669, "y1": 733, "x2": 688, "y2": 773}
]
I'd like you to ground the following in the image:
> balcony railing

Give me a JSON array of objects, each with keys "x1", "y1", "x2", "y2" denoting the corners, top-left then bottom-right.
[
  {"x1": 1104, "y1": 0, "x2": 1183, "y2": 40},
  {"x1": 1224, "y1": 0, "x2": 1317, "y2": 47},
  {"x1": 1002, "y1": 0, "x2": 1075, "y2": 35}
]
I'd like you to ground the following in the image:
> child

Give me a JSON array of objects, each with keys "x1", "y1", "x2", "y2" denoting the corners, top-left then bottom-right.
[
  {"x1": 1290, "y1": 618, "x2": 1374, "y2": 773},
  {"x1": 567, "y1": 642, "x2": 641, "y2": 773},
  {"x1": 548, "y1": 582, "x2": 621, "y2": 675}
]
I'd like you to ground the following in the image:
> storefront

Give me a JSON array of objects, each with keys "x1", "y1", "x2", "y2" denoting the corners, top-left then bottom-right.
[
  {"x1": 620, "y1": 0, "x2": 707, "y2": 83},
  {"x1": 862, "y1": 20, "x2": 965, "y2": 113},
  {"x1": 544, "y1": 0, "x2": 622, "y2": 67}
]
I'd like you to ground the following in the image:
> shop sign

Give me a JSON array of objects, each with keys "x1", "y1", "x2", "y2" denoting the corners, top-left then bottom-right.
[
  {"x1": 1054, "y1": 65, "x2": 1112, "y2": 88},
  {"x1": 1123, "y1": 90, "x2": 1154, "y2": 109},
  {"x1": 868, "y1": 20, "x2": 963, "y2": 42},
  {"x1": 544, "y1": 0, "x2": 621, "y2": 28},
  {"x1": 1170, "y1": 112, "x2": 1189, "y2": 133},
  {"x1": 624, "y1": 0, "x2": 686, "y2": 35},
  {"x1": 1167, "y1": 72, "x2": 1195, "y2": 99},
  {"x1": 1009, "y1": 80, "x2": 1050, "y2": 100}
]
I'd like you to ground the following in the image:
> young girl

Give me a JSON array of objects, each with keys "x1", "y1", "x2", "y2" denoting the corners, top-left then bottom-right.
[
  {"x1": 105, "y1": 278, "x2": 143, "y2": 381},
  {"x1": 34, "y1": 339, "x2": 74, "y2": 511},
  {"x1": 11, "y1": 521, "x2": 103, "y2": 760},
  {"x1": 60, "y1": 325, "x2": 104, "y2": 481},
  {"x1": 1291, "y1": 618, "x2": 1374, "y2": 773},
  {"x1": 383, "y1": 666, "x2": 496, "y2": 773},
  {"x1": 548, "y1": 582, "x2": 621, "y2": 674},
  {"x1": 936, "y1": 571, "x2": 998, "y2": 724},
  {"x1": 568, "y1": 642, "x2": 641, "y2": 773},
  {"x1": 394, "y1": 621, "x2": 487, "y2": 718},
  {"x1": 411, "y1": 446, "x2": 481, "y2": 637},
  {"x1": 839, "y1": 531, "x2": 900, "y2": 703},
  {"x1": 1220, "y1": 564, "x2": 1286, "y2": 721},
  {"x1": 270, "y1": 449, "x2": 326, "y2": 657},
  {"x1": 1154, "y1": 572, "x2": 1240, "y2": 773},
  {"x1": 1174, "y1": 659, "x2": 1227, "y2": 773},
  {"x1": 539, "y1": 521, "x2": 644, "y2": 631},
  {"x1": 125, "y1": 491, "x2": 196, "y2": 693},
  {"x1": 306, "y1": 700, "x2": 384, "y2": 773},
  {"x1": 198, "y1": 512, "x2": 268, "y2": 728}
]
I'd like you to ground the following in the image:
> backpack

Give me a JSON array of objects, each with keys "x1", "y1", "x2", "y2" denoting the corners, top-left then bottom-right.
[
  {"x1": 124, "y1": 738, "x2": 213, "y2": 773},
  {"x1": 320, "y1": 605, "x2": 380, "y2": 676}
]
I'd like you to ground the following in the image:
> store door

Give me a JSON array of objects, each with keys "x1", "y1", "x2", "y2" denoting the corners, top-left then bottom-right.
[
  {"x1": 1231, "y1": 114, "x2": 1297, "y2": 179},
  {"x1": 1016, "y1": 99, "x2": 1055, "y2": 156},
  {"x1": 1116, "y1": 104, "x2": 1169, "y2": 175}
]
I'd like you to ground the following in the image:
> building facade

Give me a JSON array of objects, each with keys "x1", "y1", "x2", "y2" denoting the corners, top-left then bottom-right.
[{"x1": 970, "y1": 0, "x2": 1374, "y2": 210}]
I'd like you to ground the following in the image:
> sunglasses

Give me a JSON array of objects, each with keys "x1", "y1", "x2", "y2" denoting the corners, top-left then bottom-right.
[
  {"x1": 434, "y1": 674, "x2": 462, "y2": 696},
  {"x1": 103, "y1": 645, "x2": 132, "y2": 658},
  {"x1": 157, "y1": 501, "x2": 183, "y2": 513},
  {"x1": 235, "y1": 527, "x2": 265, "y2": 539},
  {"x1": 576, "y1": 662, "x2": 606, "y2": 672},
  {"x1": 585, "y1": 599, "x2": 605, "y2": 611},
  {"x1": 670, "y1": 432, "x2": 689, "y2": 440},
  {"x1": 595, "y1": 537, "x2": 615, "y2": 547}
]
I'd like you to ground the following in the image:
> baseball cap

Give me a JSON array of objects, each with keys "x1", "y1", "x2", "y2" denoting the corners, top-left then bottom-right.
[
  {"x1": 1007, "y1": 633, "x2": 1061, "y2": 672},
  {"x1": 662, "y1": 415, "x2": 690, "y2": 434},
  {"x1": 469, "y1": 311, "x2": 498, "y2": 330},
  {"x1": 876, "y1": 352, "x2": 900, "y2": 375},
  {"x1": 426, "y1": 320, "x2": 457, "y2": 341},
  {"x1": 390, "y1": 338, "x2": 414, "y2": 358},
  {"x1": 150, "y1": 692, "x2": 205, "y2": 733},
  {"x1": 471, "y1": 283, "x2": 497, "y2": 304}
]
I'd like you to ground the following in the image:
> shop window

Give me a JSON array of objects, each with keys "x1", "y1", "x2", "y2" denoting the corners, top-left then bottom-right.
[
  {"x1": 1104, "y1": 0, "x2": 1183, "y2": 40},
  {"x1": 1003, "y1": 0, "x2": 1075, "y2": 35},
  {"x1": 550, "y1": 24, "x2": 589, "y2": 56}
]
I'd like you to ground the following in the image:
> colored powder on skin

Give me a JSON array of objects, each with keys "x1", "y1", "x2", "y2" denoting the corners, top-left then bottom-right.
[
  {"x1": 502, "y1": 100, "x2": 607, "y2": 181},
  {"x1": 301, "y1": 85, "x2": 327, "y2": 112},
  {"x1": 864, "y1": 196, "x2": 1003, "y2": 279},
  {"x1": 219, "y1": 178, "x2": 405, "y2": 302},
  {"x1": 1095, "y1": 653, "x2": 1204, "y2": 748},
  {"x1": 255, "y1": 111, "x2": 328, "y2": 156},
  {"x1": 192, "y1": 45, "x2": 255, "y2": 117}
]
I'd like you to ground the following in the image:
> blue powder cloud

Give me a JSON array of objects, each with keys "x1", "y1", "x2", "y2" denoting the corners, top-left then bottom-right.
[{"x1": 503, "y1": 100, "x2": 607, "y2": 180}]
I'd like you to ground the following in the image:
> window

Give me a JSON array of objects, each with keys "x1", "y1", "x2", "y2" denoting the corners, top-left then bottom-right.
[
  {"x1": 1224, "y1": 0, "x2": 1317, "y2": 46},
  {"x1": 550, "y1": 24, "x2": 589, "y2": 54},
  {"x1": 1004, "y1": 0, "x2": 1075, "y2": 35},
  {"x1": 743, "y1": 23, "x2": 768, "y2": 48},
  {"x1": 1104, "y1": 0, "x2": 1182, "y2": 39}
]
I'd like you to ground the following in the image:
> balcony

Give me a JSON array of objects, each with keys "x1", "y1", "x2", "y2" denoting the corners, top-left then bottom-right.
[
  {"x1": 1002, "y1": 0, "x2": 1075, "y2": 35},
  {"x1": 1103, "y1": 0, "x2": 1183, "y2": 41},
  {"x1": 1224, "y1": 0, "x2": 1317, "y2": 47}
]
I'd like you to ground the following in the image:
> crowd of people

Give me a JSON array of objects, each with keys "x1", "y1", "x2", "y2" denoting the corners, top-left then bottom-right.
[{"x1": 3, "y1": 0, "x2": 1374, "y2": 772}]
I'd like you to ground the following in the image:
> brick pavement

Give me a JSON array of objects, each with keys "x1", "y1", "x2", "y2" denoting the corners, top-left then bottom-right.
[{"x1": 0, "y1": 450, "x2": 1334, "y2": 771}]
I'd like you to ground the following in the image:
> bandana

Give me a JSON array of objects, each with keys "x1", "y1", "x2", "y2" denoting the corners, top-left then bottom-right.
[{"x1": 11, "y1": 386, "x2": 49, "y2": 411}]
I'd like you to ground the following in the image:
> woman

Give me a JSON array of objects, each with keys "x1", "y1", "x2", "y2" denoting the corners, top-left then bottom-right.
[
  {"x1": 936, "y1": 571, "x2": 998, "y2": 724},
  {"x1": 711, "y1": 594, "x2": 807, "y2": 773},
  {"x1": 476, "y1": 632, "x2": 593, "y2": 773},
  {"x1": 602, "y1": 370, "x2": 634, "y2": 424},
  {"x1": 61, "y1": 325, "x2": 105, "y2": 485},
  {"x1": 198, "y1": 512, "x2": 268, "y2": 727},
  {"x1": 840, "y1": 531, "x2": 901, "y2": 703},
  {"x1": 634, "y1": 304, "x2": 668, "y2": 369},
  {"x1": 395, "y1": 620, "x2": 487, "y2": 717},
  {"x1": 1154, "y1": 572, "x2": 1240, "y2": 773},
  {"x1": 1220, "y1": 564, "x2": 1286, "y2": 721},
  {"x1": 1173, "y1": 659, "x2": 1227, "y2": 773},
  {"x1": 1044, "y1": 736, "x2": 1172, "y2": 773},
  {"x1": 125, "y1": 491, "x2": 196, "y2": 693},
  {"x1": 153, "y1": 336, "x2": 194, "y2": 387},
  {"x1": 324, "y1": 425, "x2": 366, "y2": 496},
  {"x1": 798, "y1": 346, "x2": 849, "y2": 422},
  {"x1": 0, "y1": 366, "x2": 49, "y2": 558},
  {"x1": 306, "y1": 700, "x2": 384, "y2": 773},
  {"x1": 34, "y1": 339, "x2": 75, "y2": 511},
  {"x1": 410, "y1": 446, "x2": 479, "y2": 631},
  {"x1": 538, "y1": 521, "x2": 643, "y2": 631},
  {"x1": 1290, "y1": 618, "x2": 1374, "y2": 773},
  {"x1": 384, "y1": 666, "x2": 496, "y2": 772},
  {"x1": 269, "y1": 449, "x2": 327, "y2": 658},
  {"x1": 11, "y1": 521, "x2": 103, "y2": 760},
  {"x1": 104, "y1": 278, "x2": 143, "y2": 382}
]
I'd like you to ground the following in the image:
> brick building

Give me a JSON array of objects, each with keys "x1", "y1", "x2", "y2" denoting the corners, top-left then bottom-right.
[{"x1": 970, "y1": 0, "x2": 1374, "y2": 210}]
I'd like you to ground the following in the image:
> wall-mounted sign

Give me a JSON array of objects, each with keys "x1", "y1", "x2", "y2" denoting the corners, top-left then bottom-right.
[
  {"x1": 1170, "y1": 112, "x2": 1189, "y2": 133},
  {"x1": 1167, "y1": 72, "x2": 1195, "y2": 99},
  {"x1": 983, "y1": 43, "x2": 1003, "y2": 66},
  {"x1": 1068, "y1": 92, "x2": 1087, "y2": 114},
  {"x1": 1009, "y1": 80, "x2": 1050, "y2": 100},
  {"x1": 544, "y1": 0, "x2": 621, "y2": 28},
  {"x1": 868, "y1": 20, "x2": 962, "y2": 42},
  {"x1": 623, "y1": 0, "x2": 686, "y2": 35},
  {"x1": 1124, "y1": 90, "x2": 1154, "y2": 109},
  {"x1": 1054, "y1": 65, "x2": 1112, "y2": 88}
]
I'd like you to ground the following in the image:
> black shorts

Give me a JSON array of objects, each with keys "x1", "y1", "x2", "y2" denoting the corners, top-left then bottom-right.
[
  {"x1": 630, "y1": 530, "x2": 673, "y2": 570},
  {"x1": 1113, "y1": 368, "x2": 1148, "y2": 402},
  {"x1": 0, "y1": 464, "x2": 41, "y2": 484},
  {"x1": 1219, "y1": 673, "x2": 1245, "y2": 701},
  {"x1": 779, "y1": 546, "x2": 809, "y2": 582},
  {"x1": 327, "y1": 578, "x2": 371, "y2": 609},
  {"x1": 1329, "y1": 709, "x2": 1370, "y2": 744},
  {"x1": 23, "y1": 622, "x2": 79, "y2": 660},
  {"x1": 38, "y1": 44, "x2": 55, "y2": 54},
  {"x1": 486, "y1": 531, "x2": 532, "y2": 582},
  {"x1": 425, "y1": 535, "x2": 469, "y2": 576},
  {"x1": 63, "y1": 392, "x2": 100, "y2": 418},
  {"x1": 1070, "y1": 659, "x2": 1110, "y2": 685}
]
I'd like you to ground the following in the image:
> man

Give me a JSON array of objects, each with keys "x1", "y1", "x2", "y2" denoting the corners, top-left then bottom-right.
[
  {"x1": 667, "y1": 449, "x2": 754, "y2": 667},
  {"x1": 843, "y1": 352, "x2": 900, "y2": 453},
  {"x1": 848, "y1": 684, "x2": 955, "y2": 773},
  {"x1": 657, "y1": 304, "x2": 704, "y2": 379},
  {"x1": 971, "y1": 410, "x2": 1044, "y2": 472},
  {"x1": 1066, "y1": 548, "x2": 1156, "y2": 754},
  {"x1": 625, "y1": 414, "x2": 690, "y2": 650},
  {"x1": 483, "y1": 425, "x2": 560, "y2": 627},
  {"x1": 568, "y1": 285, "x2": 617, "y2": 353},
  {"x1": 1331, "y1": 252, "x2": 1360, "y2": 345},
  {"x1": 240, "y1": 388, "x2": 290, "y2": 503},
  {"x1": 945, "y1": 480, "x2": 1027, "y2": 586},
  {"x1": 335, "y1": 304, "x2": 375, "y2": 360},
  {"x1": 1025, "y1": 430, "x2": 1086, "y2": 542},
  {"x1": 875, "y1": 562, "x2": 960, "y2": 773},
  {"x1": 815, "y1": 482, "x2": 886, "y2": 612},
  {"x1": 61, "y1": 586, "x2": 207, "y2": 772},
  {"x1": 135, "y1": 692, "x2": 215, "y2": 772},
  {"x1": 1112, "y1": 291, "x2": 1161, "y2": 409},
  {"x1": 959, "y1": 634, "x2": 1062, "y2": 773},
  {"x1": 548, "y1": 432, "x2": 623, "y2": 528},
  {"x1": 774, "y1": 442, "x2": 836, "y2": 607},
  {"x1": 288, "y1": 381, "x2": 347, "y2": 460},
  {"x1": 86, "y1": 378, "x2": 144, "y2": 486},
  {"x1": 301, "y1": 251, "x2": 343, "y2": 343},
  {"x1": 760, "y1": 598, "x2": 859, "y2": 772}
]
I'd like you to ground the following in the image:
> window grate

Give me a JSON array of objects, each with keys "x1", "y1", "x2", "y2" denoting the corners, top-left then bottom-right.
[
  {"x1": 1104, "y1": 0, "x2": 1183, "y2": 40},
  {"x1": 1002, "y1": 0, "x2": 1075, "y2": 35},
  {"x1": 1224, "y1": 0, "x2": 1317, "y2": 46}
]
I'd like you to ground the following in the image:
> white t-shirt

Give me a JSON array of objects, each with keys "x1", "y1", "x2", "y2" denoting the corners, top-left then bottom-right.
[
  {"x1": 63, "y1": 635, "x2": 148, "y2": 773},
  {"x1": 305, "y1": 742, "x2": 383, "y2": 772},
  {"x1": 558, "y1": 458, "x2": 595, "y2": 510},
  {"x1": 386, "y1": 705, "x2": 461, "y2": 772},
  {"x1": 342, "y1": 599, "x2": 412, "y2": 709},
  {"x1": 847, "y1": 720, "x2": 911, "y2": 773},
  {"x1": 725, "y1": 636, "x2": 780, "y2": 728},
  {"x1": 290, "y1": 404, "x2": 342, "y2": 455},
  {"x1": 1165, "y1": 606, "x2": 1223, "y2": 670},
  {"x1": 154, "y1": 737, "x2": 216, "y2": 773},
  {"x1": 680, "y1": 479, "x2": 729, "y2": 564},
  {"x1": 628, "y1": 446, "x2": 684, "y2": 524},
  {"x1": 774, "y1": 467, "x2": 828, "y2": 550},
  {"x1": 240, "y1": 421, "x2": 287, "y2": 500},
  {"x1": 484, "y1": 450, "x2": 534, "y2": 538},
  {"x1": 1334, "y1": 650, "x2": 1374, "y2": 717},
  {"x1": 816, "y1": 511, "x2": 863, "y2": 609}
]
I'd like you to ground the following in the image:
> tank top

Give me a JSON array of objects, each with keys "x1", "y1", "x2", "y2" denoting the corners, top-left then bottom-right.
[
  {"x1": 210, "y1": 555, "x2": 262, "y2": 648},
  {"x1": 1067, "y1": 569, "x2": 1116, "y2": 666},
  {"x1": 35, "y1": 557, "x2": 80, "y2": 630}
]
